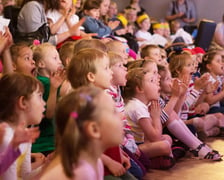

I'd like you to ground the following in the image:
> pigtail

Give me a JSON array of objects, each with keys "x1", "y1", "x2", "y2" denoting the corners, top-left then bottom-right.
[{"x1": 61, "y1": 112, "x2": 81, "y2": 178}]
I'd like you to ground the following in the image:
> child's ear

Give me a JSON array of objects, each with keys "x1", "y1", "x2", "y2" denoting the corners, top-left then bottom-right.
[
  {"x1": 87, "y1": 72, "x2": 95, "y2": 83},
  {"x1": 136, "y1": 85, "x2": 143, "y2": 94},
  {"x1": 17, "y1": 96, "x2": 28, "y2": 110},
  {"x1": 65, "y1": 57, "x2": 71, "y2": 67},
  {"x1": 85, "y1": 121, "x2": 101, "y2": 139},
  {"x1": 36, "y1": 60, "x2": 46, "y2": 68},
  {"x1": 12, "y1": 62, "x2": 17, "y2": 71}
]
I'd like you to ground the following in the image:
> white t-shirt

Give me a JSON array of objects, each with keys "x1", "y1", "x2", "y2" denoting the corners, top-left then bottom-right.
[
  {"x1": 151, "y1": 34, "x2": 168, "y2": 47},
  {"x1": 46, "y1": 10, "x2": 81, "y2": 34},
  {"x1": 125, "y1": 98, "x2": 150, "y2": 143},
  {"x1": 135, "y1": 30, "x2": 154, "y2": 47},
  {"x1": 171, "y1": 28, "x2": 193, "y2": 44}
]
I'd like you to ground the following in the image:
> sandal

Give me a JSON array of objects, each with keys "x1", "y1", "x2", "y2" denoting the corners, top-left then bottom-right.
[{"x1": 190, "y1": 143, "x2": 222, "y2": 161}]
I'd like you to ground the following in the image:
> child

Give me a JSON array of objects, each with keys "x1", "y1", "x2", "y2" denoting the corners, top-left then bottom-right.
[
  {"x1": 40, "y1": 86, "x2": 123, "y2": 179},
  {"x1": 124, "y1": 66, "x2": 176, "y2": 169},
  {"x1": 151, "y1": 22, "x2": 168, "y2": 47},
  {"x1": 82, "y1": 0, "x2": 119, "y2": 38},
  {"x1": 129, "y1": 59, "x2": 222, "y2": 161},
  {"x1": 0, "y1": 73, "x2": 45, "y2": 179},
  {"x1": 67, "y1": 48, "x2": 136, "y2": 179},
  {"x1": 0, "y1": 121, "x2": 39, "y2": 175},
  {"x1": 135, "y1": 13, "x2": 154, "y2": 47},
  {"x1": 160, "y1": 63, "x2": 224, "y2": 137},
  {"x1": 199, "y1": 50, "x2": 224, "y2": 114},
  {"x1": 58, "y1": 41, "x2": 75, "y2": 97},
  {"x1": 140, "y1": 44, "x2": 165, "y2": 65},
  {"x1": 32, "y1": 43, "x2": 65, "y2": 155}
]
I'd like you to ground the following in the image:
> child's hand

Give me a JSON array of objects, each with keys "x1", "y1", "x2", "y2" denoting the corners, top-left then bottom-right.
[
  {"x1": 0, "y1": 31, "x2": 8, "y2": 53},
  {"x1": 194, "y1": 102, "x2": 210, "y2": 115},
  {"x1": 205, "y1": 81, "x2": 219, "y2": 94},
  {"x1": 194, "y1": 73, "x2": 210, "y2": 91},
  {"x1": 108, "y1": 20, "x2": 120, "y2": 30},
  {"x1": 106, "y1": 159, "x2": 126, "y2": 177},
  {"x1": 0, "y1": 122, "x2": 7, "y2": 144},
  {"x1": 31, "y1": 153, "x2": 46, "y2": 170},
  {"x1": 171, "y1": 78, "x2": 181, "y2": 97},
  {"x1": 50, "y1": 68, "x2": 66, "y2": 90},
  {"x1": 69, "y1": 18, "x2": 85, "y2": 36},
  {"x1": 121, "y1": 149, "x2": 131, "y2": 170},
  {"x1": 11, "y1": 121, "x2": 40, "y2": 149},
  {"x1": 149, "y1": 100, "x2": 161, "y2": 121}
]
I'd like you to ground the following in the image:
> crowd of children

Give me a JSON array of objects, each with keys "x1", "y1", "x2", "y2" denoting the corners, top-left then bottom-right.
[{"x1": 1, "y1": 0, "x2": 224, "y2": 179}]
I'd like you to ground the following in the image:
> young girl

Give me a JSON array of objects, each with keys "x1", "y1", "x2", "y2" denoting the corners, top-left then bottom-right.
[
  {"x1": 199, "y1": 50, "x2": 224, "y2": 113},
  {"x1": 32, "y1": 43, "x2": 65, "y2": 155},
  {"x1": 0, "y1": 73, "x2": 45, "y2": 179},
  {"x1": 82, "y1": 0, "x2": 119, "y2": 38},
  {"x1": 124, "y1": 63, "x2": 175, "y2": 169},
  {"x1": 40, "y1": 86, "x2": 123, "y2": 179},
  {"x1": 129, "y1": 59, "x2": 222, "y2": 161},
  {"x1": 169, "y1": 51, "x2": 224, "y2": 137}
]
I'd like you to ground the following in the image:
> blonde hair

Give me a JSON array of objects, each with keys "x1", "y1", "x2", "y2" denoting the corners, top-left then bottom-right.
[
  {"x1": 67, "y1": 48, "x2": 108, "y2": 89},
  {"x1": 55, "y1": 86, "x2": 103, "y2": 178},
  {"x1": 108, "y1": 51, "x2": 123, "y2": 67},
  {"x1": 168, "y1": 51, "x2": 192, "y2": 78},
  {"x1": 59, "y1": 41, "x2": 75, "y2": 67},
  {"x1": 32, "y1": 43, "x2": 56, "y2": 64},
  {"x1": 140, "y1": 44, "x2": 160, "y2": 59},
  {"x1": 73, "y1": 39, "x2": 107, "y2": 55},
  {"x1": 127, "y1": 59, "x2": 154, "y2": 71}
]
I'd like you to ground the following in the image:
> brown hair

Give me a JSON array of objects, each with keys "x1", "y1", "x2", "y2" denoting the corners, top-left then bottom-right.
[
  {"x1": 127, "y1": 59, "x2": 154, "y2": 71},
  {"x1": 140, "y1": 44, "x2": 159, "y2": 59},
  {"x1": 0, "y1": 73, "x2": 43, "y2": 122},
  {"x1": 59, "y1": 41, "x2": 75, "y2": 67},
  {"x1": 73, "y1": 39, "x2": 108, "y2": 55},
  {"x1": 55, "y1": 86, "x2": 102, "y2": 178},
  {"x1": 168, "y1": 51, "x2": 191, "y2": 78},
  {"x1": 10, "y1": 42, "x2": 30, "y2": 63},
  {"x1": 67, "y1": 48, "x2": 108, "y2": 89},
  {"x1": 83, "y1": 0, "x2": 100, "y2": 11},
  {"x1": 200, "y1": 50, "x2": 219, "y2": 74},
  {"x1": 106, "y1": 40, "x2": 123, "y2": 53},
  {"x1": 123, "y1": 67, "x2": 148, "y2": 101}
]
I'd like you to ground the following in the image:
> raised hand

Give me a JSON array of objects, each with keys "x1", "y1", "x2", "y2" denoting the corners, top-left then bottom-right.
[
  {"x1": 50, "y1": 68, "x2": 66, "y2": 90},
  {"x1": 149, "y1": 100, "x2": 161, "y2": 121}
]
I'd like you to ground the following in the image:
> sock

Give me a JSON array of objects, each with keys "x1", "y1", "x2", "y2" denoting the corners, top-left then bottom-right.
[
  {"x1": 167, "y1": 113, "x2": 211, "y2": 158},
  {"x1": 216, "y1": 114, "x2": 224, "y2": 127},
  {"x1": 163, "y1": 140, "x2": 173, "y2": 157}
]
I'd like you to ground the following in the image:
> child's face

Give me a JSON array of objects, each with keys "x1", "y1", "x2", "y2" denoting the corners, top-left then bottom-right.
[
  {"x1": 180, "y1": 58, "x2": 195, "y2": 77},
  {"x1": 86, "y1": 8, "x2": 100, "y2": 19},
  {"x1": 160, "y1": 70, "x2": 173, "y2": 95},
  {"x1": 126, "y1": 10, "x2": 137, "y2": 23},
  {"x1": 108, "y1": 3, "x2": 117, "y2": 17},
  {"x1": 140, "y1": 18, "x2": 150, "y2": 31},
  {"x1": 14, "y1": 47, "x2": 36, "y2": 76},
  {"x1": 96, "y1": 92, "x2": 123, "y2": 148},
  {"x1": 25, "y1": 87, "x2": 46, "y2": 125},
  {"x1": 42, "y1": 47, "x2": 63, "y2": 73},
  {"x1": 116, "y1": 43, "x2": 129, "y2": 64},
  {"x1": 144, "y1": 62, "x2": 160, "y2": 85},
  {"x1": 93, "y1": 56, "x2": 113, "y2": 89},
  {"x1": 148, "y1": 48, "x2": 163, "y2": 65},
  {"x1": 100, "y1": 0, "x2": 110, "y2": 16},
  {"x1": 154, "y1": 28, "x2": 164, "y2": 36},
  {"x1": 142, "y1": 71, "x2": 160, "y2": 101},
  {"x1": 60, "y1": 0, "x2": 72, "y2": 10},
  {"x1": 207, "y1": 54, "x2": 224, "y2": 76},
  {"x1": 111, "y1": 61, "x2": 127, "y2": 86}
]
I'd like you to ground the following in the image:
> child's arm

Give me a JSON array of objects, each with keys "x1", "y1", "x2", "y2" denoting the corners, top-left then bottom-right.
[
  {"x1": 1, "y1": 28, "x2": 14, "y2": 74},
  {"x1": 46, "y1": 69, "x2": 65, "y2": 118},
  {"x1": 139, "y1": 100, "x2": 162, "y2": 142},
  {"x1": 101, "y1": 154, "x2": 126, "y2": 177}
]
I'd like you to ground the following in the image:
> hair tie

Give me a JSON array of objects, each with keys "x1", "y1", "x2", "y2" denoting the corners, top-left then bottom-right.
[
  {"x1": 80, "y1": 93, "x2": 92, "y2": 102},
  {"x1": 33, "y1": 39, "x2": 41, "y2": 46},
  {"x1": 70, "y1": 112, "x2": 78, "y2": 119}
]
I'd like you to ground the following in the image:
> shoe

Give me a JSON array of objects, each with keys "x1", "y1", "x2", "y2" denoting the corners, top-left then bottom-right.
[
  {"x1": 190, "y1": 143, "x2": 222, "y2": 161},
  {"x1": 149, "y1": 156, "x2": 175, "y2": 170},
  {"x1": 172, "y1": 146, "x2": 186, "y2": 160}
]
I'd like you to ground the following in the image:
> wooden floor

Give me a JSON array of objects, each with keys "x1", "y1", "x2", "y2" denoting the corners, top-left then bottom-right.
[{"x1": 143, "y1": 137, "x2": 224, "y2": 180}]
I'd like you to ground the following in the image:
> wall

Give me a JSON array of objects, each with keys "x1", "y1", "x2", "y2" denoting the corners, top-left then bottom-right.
[{"x1": 114, "y1": 0, "x2": 224, "y2": 23}]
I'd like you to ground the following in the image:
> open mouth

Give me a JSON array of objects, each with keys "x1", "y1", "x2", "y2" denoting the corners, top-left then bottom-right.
[{"x1": 31, "y1": 68, "x2": 37, "y2": 76}]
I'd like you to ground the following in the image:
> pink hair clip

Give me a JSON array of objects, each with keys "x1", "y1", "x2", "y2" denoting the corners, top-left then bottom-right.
[
  {"x1": 70, "y1": 112, "x2": 78, "y2": 119},
  {"x1": 33, "y1": 39, "x2": 41, "y2": 46}
]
